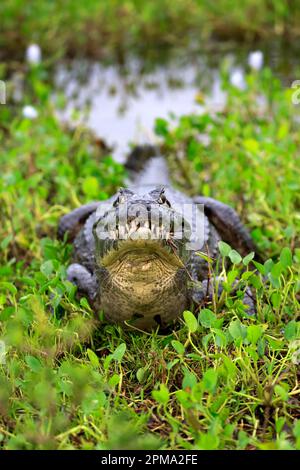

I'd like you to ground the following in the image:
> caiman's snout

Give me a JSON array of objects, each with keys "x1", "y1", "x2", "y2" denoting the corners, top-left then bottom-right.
[{"x1": 93, "y1": 186, "x2": 192, "y2": 264}]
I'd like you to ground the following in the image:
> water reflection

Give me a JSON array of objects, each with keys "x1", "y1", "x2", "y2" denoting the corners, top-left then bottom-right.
[{"x1": 54, "y1": 43, "x2": 299, "y2": 162}]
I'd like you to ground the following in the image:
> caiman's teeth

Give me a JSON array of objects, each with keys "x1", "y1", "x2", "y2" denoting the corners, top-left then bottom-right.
[
  {"x1": 137, "y1": 227, "x2": 152, "y2": 239},
  {"x1": 144, "y1": 221, "x2": 149, "y2": 228},
  {"x1": 118, "y1": 225, "x2": 126, "y2": 239},
  {"x1": 131, "y1": 220, "x2": 137, "y2": 230},
  {"x1": 109, "y1": 231, "x2": 116, "y2": 240}
]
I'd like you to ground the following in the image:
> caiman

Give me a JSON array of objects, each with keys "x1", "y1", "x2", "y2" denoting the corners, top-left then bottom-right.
[{"x1": 58, "y1": 146, "x2": 256, "y2": 330}]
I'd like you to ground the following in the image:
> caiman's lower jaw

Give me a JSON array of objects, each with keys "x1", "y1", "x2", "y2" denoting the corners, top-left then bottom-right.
[
  {"x1": 100, "y1": 239, "x2": 184, "y2": 270},
  {"x1": 98, "y1": 242, "x2": 189, "y2": 330}
]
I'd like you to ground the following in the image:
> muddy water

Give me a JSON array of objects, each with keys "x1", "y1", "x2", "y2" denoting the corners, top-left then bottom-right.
[{"x1": 54, "y1": 43, "x2": 299, "y2": 162}]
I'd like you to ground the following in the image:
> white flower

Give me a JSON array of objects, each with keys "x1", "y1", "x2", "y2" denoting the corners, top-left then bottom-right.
[
  {"x1": 25, "y1": 44, "x2": 42, "y2": 65},
  {"x1": 230, "y1": 67, "x2": 246, "y2": 90},
  {"x1": 22, "y1": 105, "x2": 38, "y2": 119},
  {"x1": 248, "y1": 50, "x2": 263, "y2": 71}
]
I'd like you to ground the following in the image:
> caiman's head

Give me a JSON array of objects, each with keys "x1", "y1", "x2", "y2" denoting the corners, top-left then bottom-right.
[{"x1": 93, "y1": 186, "x2": 194, "y2": 330}]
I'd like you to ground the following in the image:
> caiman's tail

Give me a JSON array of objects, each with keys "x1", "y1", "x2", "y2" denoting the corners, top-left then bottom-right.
[{"x1": 125, "y1": 144, "x2": 170, "y2": 188}]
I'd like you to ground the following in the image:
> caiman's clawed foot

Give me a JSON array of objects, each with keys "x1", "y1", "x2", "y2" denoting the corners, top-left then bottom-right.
[{"x1": 67, "y1": 263, "x2": 98, "y2": 302}]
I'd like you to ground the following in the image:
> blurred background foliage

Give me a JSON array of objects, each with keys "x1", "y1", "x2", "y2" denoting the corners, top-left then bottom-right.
[
  {"x1": 0, "y1": 0, "x2": 299, "y2": 451},
  {"x1": 1, "y1": 0, "x2": 300, "y2": 62}
]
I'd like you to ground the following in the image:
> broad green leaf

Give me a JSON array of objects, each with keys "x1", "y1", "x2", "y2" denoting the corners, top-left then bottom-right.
[
  {"x1": 271, "y1": 262, "x2": 283, "y2": 279},
  {"x1": 271, "y1": 292, "x2": 281, "y2": 308},
  {"x1": 284, "y1": 320, "x2": 299, "y2": 341},
  {"x1": 152, "y1": 384, "x2": 169, "y2": 405},
  {"x1": 247, "y1": 325, "x2": 263, "y2": 345},
  {"x1": 25, "y1": 355, "x2": 42, "y2": 373},
  {"x1": 40, "y1": 260, "x2": 54, "y2": 277},
  {"x1": 112, "y1": 343, "x2": 126, "y2": 362},
  {"x1": 0, "y1": 282, "x2": 17, "y2": 295},
  {"x1": 171, "y1": 340, "x2": 185, "y2": 355},
  {"x1": 228, "y1": 249, "x2": 242, "y2": 264},
  {"x1": 199, "y1": 309, "x2": 216, "y2": 328},
  {"x1": 87, "y1": 348, "x2": 99, "y2": 368},
  {"x1": 82, "y1": 176, "x2": 100, "y2": 198},
  {"x1": 218, "y1": 241, "x2": 231, "y2": 257},
  {"x1": 137, "y1": 367, "x2": 146, "y2": 383},
  {"x1": 243, "y1": 252, "x2": 255, "y2": 266},
  {"x1": 183, "y1": 310, "x2": 198, "y2": 333},
  {"x1": 182, "y1": 369, "x2": 197, "y2": 390},
  {"x1": 202, "y1": 368, "x2": 218, "y2": 393},
  {"x1": 280, "y1": 247, "x2": 292, "y2": 268},
  {"x1": 109, "y1": 374, "x2": 120, "y2": 388},
  {"x1": 228, "y1": 319, "x2": 246, "y2": 340},
  {"x1": 274, "y1": 384, "x2": 288, "y2": 401}
]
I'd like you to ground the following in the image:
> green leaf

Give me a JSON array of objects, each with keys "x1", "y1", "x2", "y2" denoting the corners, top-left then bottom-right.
[
  {"x1": 40, "y1": 260, "x2": 54, "y2": 277},
  {"x1": 154, "y1": 118, "x2": 169, "y2": 137},
  {"x1": 212, "y1": 328, "x2": 228, "y2": 348},
  {"x1": 112, "y1": 343, "x2": 126, "y2": 363},
  {"x1": 25, "y1": 355, "x2": 42, "y2": 373},
  {"x1": 0, "y1": 282, "x2": 17, "y2": 295},
  {"x1": 183, "y1": 310, "x2": 198, "y2": 333},
  {"x1": 136, "y1": 367, "x2": 146, "y2": 383},
  {"x1": 202, "y1": 368, "x2": 218, "y2": 393},
  {"x1": 264, "y1": 259, "x2": 274, "y2": 274},
  {"x1": 271, "y1": 262, "x2": 283, "y2": 279},
  {"x1": 243, "y1": 252, "x2": 255, "y2": 266},
  {"x1": 228, "y1": 249, "x2": 242, "y2": 264},
  {"x1": 280, "y1": 247, "x2": 292, "y2": 268},
  {"x1": 152, "y1": 384, "x2": 169, "y2": 405},
  {"x1": 182, "y1": 369, "x2": 197, "y2": 390},
  {"x1": 218, "y1": 241, "x2": 231, "y2": 257},
  {"x1": 197, "y1": 432, "x2": 219, "y2": 450},
  {"x1": 266, "y1": 335, "x2": 283, "y2": 350},
  {"x1": 199, "y1": 309, "x2": 216, "y2": 328},
  {"x1": 226, "y1": 269, "x2": 239, "y2": 286},
  {"x1": 271, "y1": 292, "x2": 281, "y2": 308},
  {"x1": 0, "y1": 234, "x2": 13, "y2": 250},
  {"x1": 109, "y1": 374, "x2": 120, "y2": 388},
  {"x1": 274, "y1": 384, "x2": 288, "y2": 401},
  {"x1": 82, "y1": 176, "x2": 100, "y2": 198},
  {"x1": 247, "y1": 325, "x2": 263, "y2": 345},
  {"x1": 171, "y1": 340, "x2": 185, "y2": 355},
  {"x1": 243, "y1": 138, "x2": 259, "y2": 153},
  {"x1": 175, "y1": 390, "x2": 191, "y2": 407},
  {"x1": 228, "y1": 319, "x2": 246, "y2": 341},
  {"x1": 252, "y1": 261, "x2": 265, "y2": 275},
  {"x1": 284, "y1": 321, "x2": 299, "y2": 341},
  {"x1": 87, "y1": 348, "x2": 99, "y2": 368},
  {"x1": 275, "y1": 417, "x2": 286, "y2": 434}
]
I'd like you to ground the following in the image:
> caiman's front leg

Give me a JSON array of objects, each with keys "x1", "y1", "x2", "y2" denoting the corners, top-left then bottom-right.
[
  {"x1": 67, "y1": 263, "x2": 98, "y2": 304},
  {"x1": 194, "y1": 196, "x2": 258, "y2": 257},
  {"x1": 58, "y1": 202, "x2": 100, "y2": 241}
]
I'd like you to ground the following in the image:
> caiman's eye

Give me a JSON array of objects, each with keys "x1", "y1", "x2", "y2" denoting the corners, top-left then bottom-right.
[
  {"x1": 113, "y1": 195, "x2": 126, "y2": 206},
  {"x1": 113, "y1": 197, "x2": 120, "y2": 207},
  {"x1": 158, "y1": 191, "x2": 171, "y2": 207},
  {"x1": 113, "y1": 188, "x2": 133, "y2": 206}
]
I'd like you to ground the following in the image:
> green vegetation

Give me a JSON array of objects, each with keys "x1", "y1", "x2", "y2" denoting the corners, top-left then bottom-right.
[
  {"x1": 0, "y1": 55, "x2": 299, "y2": 449},
  {"x1": 1, "y1": 0, "x2": 300, "y2": 61}
]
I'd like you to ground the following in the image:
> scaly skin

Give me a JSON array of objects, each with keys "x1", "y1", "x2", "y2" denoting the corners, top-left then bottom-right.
[{"x1": 58, "y1": 159, "x2": 257, "y2": 330}]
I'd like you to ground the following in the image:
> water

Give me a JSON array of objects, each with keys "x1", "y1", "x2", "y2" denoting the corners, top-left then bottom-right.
[{"x1": 54, "y1": 42, "x2": 299, "y2": 163}]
